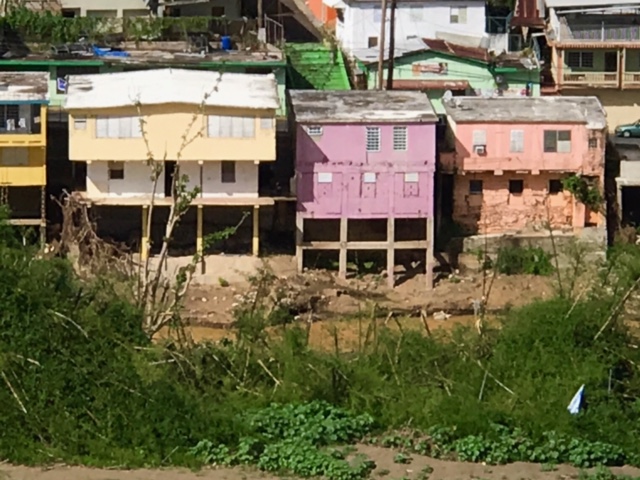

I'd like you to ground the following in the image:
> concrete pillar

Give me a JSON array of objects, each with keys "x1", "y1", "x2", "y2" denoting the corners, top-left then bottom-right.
[
  {"x1": 252, "y1": 205, "x2": 260, "y2": 256},
  {"x1": 338, "y1": 217, "x2": 348, "y2": 279},
  {"x1": 426, "y1": 217, "x2": 434, "y2": 290},
  {"x1": 40, "y1": 185, "x2": 46, "y2": 247},
  {"x1": 141, "y1": 205, "x2": 149, "y2": 261},
  {"x1": 617, "y1": 181, "x2": 623, "y2": 225},
  {"x1": 295, "y1": 212, "x2": 304, "y2": 273},
  {"x1": 387, "y1": 217, "x2": 395, "y2": 288},
  {"x1": 196, "y1": 205, "x2": 204, "y2": 274}
]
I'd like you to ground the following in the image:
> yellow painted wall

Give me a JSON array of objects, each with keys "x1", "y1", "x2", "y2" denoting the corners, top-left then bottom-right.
[
  {"x1": 0, "y1": 105, "x2": 47, "y2": 186},
  {"x1": 67, "y1": 103, "x2": 277, "y2": 162},
  {"x1": 567, "y1": 89, "x2": 640, "y2": 131},
  {"x1": 0, "y1": 146, "x2": 46, "y2": 186}
]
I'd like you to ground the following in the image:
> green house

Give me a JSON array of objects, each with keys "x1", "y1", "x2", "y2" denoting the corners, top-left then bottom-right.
[{"x1": 360, "y1": 39, "x2": 541, "y2": 114}]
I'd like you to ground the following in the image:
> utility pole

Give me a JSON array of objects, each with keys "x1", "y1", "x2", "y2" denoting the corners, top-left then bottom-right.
[
  {"x1": 258, "y1": 0, "x2": 263, "y2": 28},
  {"x1": 376, "y1": 0, "x2": 388, "y2": 89},
  {"x1": 385, "y1": 0, "x2": 397, "y2": 90}
]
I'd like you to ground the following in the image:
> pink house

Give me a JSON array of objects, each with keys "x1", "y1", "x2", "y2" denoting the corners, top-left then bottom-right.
[
  {"x1": 440, "y1": 96, "x2": 607, "y2": 236},
  {"x1": 290, "y1": 90, "x2": 437, "y2": 288}
]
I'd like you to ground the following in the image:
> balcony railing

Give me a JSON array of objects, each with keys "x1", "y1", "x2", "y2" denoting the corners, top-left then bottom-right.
[
  {"x1": 623, "y1": 72, "x2": 640, "y2": 87},
  {"x1": 562, "y1": 71, "x2": 618, "y2": 86}
]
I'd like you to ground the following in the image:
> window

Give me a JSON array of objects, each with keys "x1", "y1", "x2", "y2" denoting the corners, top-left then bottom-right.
[
  {"x1": 306, "y1": 125, "x2": 323, "y2": 136},
  {"x1": 211, "y1": 6, "x2": 225, "y2": 16},
  {"x1": 318, "y1": 172, "x2": 333, "y2": 183},
  {"x1": 363, "y1": 172, "x2": 377, "y2": 183},
  {"x1": 221, "y1": 161, "x2": 236, "y2": 183},
  {"x1": 208, "y1": 115, "x2": 255, "y2": 138},
  {"x1": 404, "y1": 172, "x2": 419, "y2": 183},
  {"x1": 510, "y1": 129, "x2": 524, "y2": 153},
  {"x1": 96, "y1": 116, "x2": 143, "y2": 138},
  {"x1": 469, "y1": 179, "x2": 483, "y2": 194},
  {"x1": 74, "y1": 116, "x2": 87, "y2": 130},
  {"x1": 393, "y1": 126, "x2": 408, "y2": 151},
  {"x1": 566, "y1": 51, "x2": 594, "y2": 69},
  {"x1": 449, "y1": 6, "x2": 467, "y2": 24},
  {"x1": 368, "y1": 36, "x2": 378, "y2": 48},
  {"x1": 549, "y1": 179, "x2": 563, "y2": 194},
  {"x1": 260, "y1": 117, "x2": 273, "y2": 129},
  {"x1": 509, "y1": 179, "x2": 524, "y2": 194},
  {"x1": 472, "y1": 129, "x2": 486, "y2": 146},
  {"x1": 108, "y1": 161, "x2": 124, "y2": 180},
  {"x1": 366, "y1": 127, "x2": 380, "y2": 152},
  {"x1": 544, "y1": 130, "x2": 571, "y2": 153},
  {"x1": 1, "y1": 148, "x2": 28, "y2": 166},
  {"x1": 589, "y1": 137, "x2": 598, "y2": 149}
]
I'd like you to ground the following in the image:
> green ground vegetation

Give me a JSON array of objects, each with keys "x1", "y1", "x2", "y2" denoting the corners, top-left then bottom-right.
[{"x1": 2, "y1": 210, "x2": 640, "y2": 477}]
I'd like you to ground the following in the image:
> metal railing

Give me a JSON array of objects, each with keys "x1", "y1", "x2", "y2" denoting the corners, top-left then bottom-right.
[{"x1": 564, "y1": 22, "x2": 640, "y2": 42}]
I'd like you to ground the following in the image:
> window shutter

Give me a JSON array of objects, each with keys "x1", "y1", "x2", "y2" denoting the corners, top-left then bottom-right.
[
  {"x1": 96, "y1": 116, "x2": 109, "y2": 138},
  {"x1": 472, "y1": 129, "x2": 486, "y2": 146},
  {"x1": 458, "y1": 6, "x2": 467, "y2": 22},
  {"x1": 220, "y1": 116, "x2": 232, "y2": 137},
  {"x1": 243, "y1": 117, "x2": 255, "y2": 137},
  {"x1": 131, "y1": 116, "x2": 142, "y2": 137},
  {"x1": 231, "y1": 116, "x2": 244, "y2": 138},
  {"x1": 510, "y1": 130, "x2": 524, "y2": 152},
  {"x1": 543, "y1": 130, "x2": 557, "y2": 152},
  {"x1": 118, "y1": 116, "x2": 132, "y2": 138},
  {"x1": 107, "y1": 117, "x2": 120, "y2": 138},
  {"x1": 208, "y1": 115, "x2": 220, "y2": 137}
]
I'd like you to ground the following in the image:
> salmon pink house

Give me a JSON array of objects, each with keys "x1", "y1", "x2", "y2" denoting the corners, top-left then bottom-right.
[
  {"x1": 290, "y1": 90, "x2": 437, "y2": 288},
  {"x1": 440, "y1": 96, "x2": 607, "y2": 239}
]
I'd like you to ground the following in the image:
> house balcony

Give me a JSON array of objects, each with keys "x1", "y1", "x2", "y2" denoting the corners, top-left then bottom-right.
[
  {"x1": 561, "y1": 71, "x2": 618, "y2": 87},
  {"x1": 439, "y1": 151, "x2": 590, "y2": 174}
]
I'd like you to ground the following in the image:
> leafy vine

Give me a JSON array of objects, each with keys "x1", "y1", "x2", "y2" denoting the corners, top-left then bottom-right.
[{"x1": 562, "y1": 174, "x2": 603, "y2": 212}]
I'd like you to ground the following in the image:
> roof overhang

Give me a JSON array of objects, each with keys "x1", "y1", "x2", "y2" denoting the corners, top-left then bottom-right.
[
  {"x1": 323, "y1": 0, "x2": 347, "y2": 8},
  {"x1": 392, "y1": 79, "x2": 469, "y2": 90}
]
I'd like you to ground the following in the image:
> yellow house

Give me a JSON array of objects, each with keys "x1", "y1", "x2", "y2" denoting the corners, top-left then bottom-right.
[
  {"x1": 0, "y1": 72, "x2": 49, "y2": 240},
  {"x1": 64, "y1": 68, "x2": 279, "y2": 260}
]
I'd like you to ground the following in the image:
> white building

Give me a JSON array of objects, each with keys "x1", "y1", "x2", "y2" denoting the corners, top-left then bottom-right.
[{"x1": 328, "y1": 0, "x2": 488, "y2": 56}]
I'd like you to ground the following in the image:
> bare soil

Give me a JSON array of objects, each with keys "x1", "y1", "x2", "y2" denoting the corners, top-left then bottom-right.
[
  {"x1": 3, "y1": 445, "x2": 640, "y2": 480},
  {"x1": 182, "y1": 254, "x2": 557, "y2": 328}
]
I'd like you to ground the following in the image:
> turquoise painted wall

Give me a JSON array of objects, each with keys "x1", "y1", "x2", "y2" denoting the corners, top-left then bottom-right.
[{"x1": 366, "y1": 51, "x2": 541, "y2": 114}]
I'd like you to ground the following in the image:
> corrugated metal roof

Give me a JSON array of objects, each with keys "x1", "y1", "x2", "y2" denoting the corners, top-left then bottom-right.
[
  {"x1": 546, "y1": 0, "x2": 640, "y2": 8},
  {"x1": 64, "y1": 68, "x2": 280, "y2": 111},
  {"x1": 0, "y1": 72, "x2": 49, "y2": 102},
  {"x1": 290, "y1": 90, "x2": 437, "y2": 123},
  {"x1": 443, "y1": 96, "x2": 607, "y2": 129}
]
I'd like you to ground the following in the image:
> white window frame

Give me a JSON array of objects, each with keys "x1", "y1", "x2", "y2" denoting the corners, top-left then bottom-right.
[
  {"x1": 1, "y1": 148, "x2": 28, "y2": 166},
  {"x1": 96, "y1": 116, "x2": 142, "y2": 139},
  {"x1": 544, "y1": 130, "x2": 571, "y2": 153},
  {"x1": 73, "y1": 115, "x2": 87, "y2": 130},
  {"x1": 363, "y1": 172, "x2": 377, "y2": 183},
  {"x1": 208, "y1": 115, "x2": 255, "y2": 138},
  {"x1": 449, "y1": 6, "x2": 467, "y2": 24},
  {"x1": 318, "y1": 172, "x2": 333, "y2": 183},
  {"x1": 393, "y1": 126, "x2": 408, "y2": 151},
  {"x1": 306, "y1": 125, "x2": 323, "y2": 136},
  {"x1": 566, "y1": 51, "x2": 594, "y2": 69},
  {"x1": 366, "y1": 127, "x2": 380, "y2": 152},
  {"x1": 404, "y1": 172, "x2": 419, "y2": 183},
  {"x1": 107, "y1": 161, "x2": 125, "y2": 180},
  {"x1": 510, "y1": 129, "x2": 524, "y2": 153}
]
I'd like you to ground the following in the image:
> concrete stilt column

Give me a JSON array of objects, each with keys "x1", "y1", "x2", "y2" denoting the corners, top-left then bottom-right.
[
  {"x1": 141, "y1": 205, "x2": 150, "y2": 261},
  {"x1": 295, "y1": 212, "x2": 304, "y2": 273},
  {"x1": 252, "y1": 205, "x2": 260, "y2": 256},
  {"x1": 196, "y1": 205, "x2": 204, "y2": 274},
  {"x1": 426, "y1": 217, "x2": 434, "y2": 290},
  {"x1": 387, "y1": 217, "x2": 395, "y2": 288},
  {"x1": 40, "y1": 185, "x2": 46, "y2": 247},
  {"x1": 338, "y1": 217, "x2": 348, "y2": 279}
]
